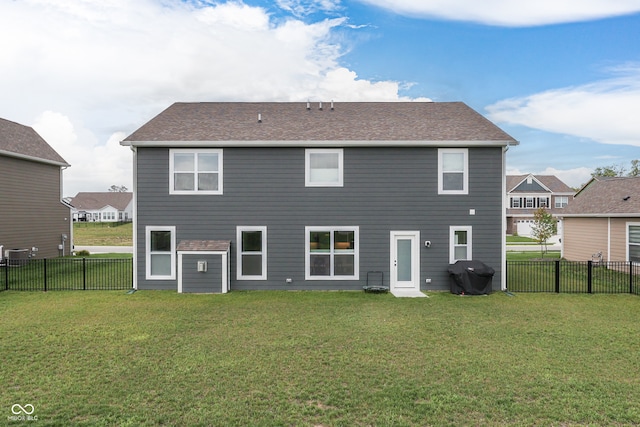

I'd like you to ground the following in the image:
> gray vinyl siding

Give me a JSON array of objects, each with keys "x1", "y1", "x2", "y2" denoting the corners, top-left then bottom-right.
[
  {"x1": 135, "y1": 146, "x2": 504, "y2": 291},
  {"x1": 181, "y1": 253, "x2": 224, "y2": 293},
  {"x1": 0, "y1": 155, "x2": 71, "y2": 258}
]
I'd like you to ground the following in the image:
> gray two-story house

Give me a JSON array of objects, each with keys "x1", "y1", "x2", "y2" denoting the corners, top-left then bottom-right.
[{"x1": 121, "y1": 102, "x2": 518, "y2": 294}]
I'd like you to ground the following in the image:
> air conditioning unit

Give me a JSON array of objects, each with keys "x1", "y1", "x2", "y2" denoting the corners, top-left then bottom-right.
[{"x1": 6, "y1": 249, "x2": 29, "y2": 267}]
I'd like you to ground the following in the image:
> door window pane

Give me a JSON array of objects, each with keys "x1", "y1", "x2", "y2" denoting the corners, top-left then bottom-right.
[{"x1": 397, "y1": 239, "x2": 412, "y2": 282}]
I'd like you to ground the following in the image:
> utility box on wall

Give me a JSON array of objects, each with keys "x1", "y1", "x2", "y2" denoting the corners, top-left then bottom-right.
[
  {"x1": 196, "y1": 260, "x2": 207, "y2": 272},
  {"x1": 177, "y1": 240, "x2": 230, "y2": 293}
]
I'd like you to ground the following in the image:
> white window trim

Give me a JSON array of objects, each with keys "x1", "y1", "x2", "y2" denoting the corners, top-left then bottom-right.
[
  {"x1": 438, "y1": 148, "x2": 468, "y2": 195},
  {"x1": 236, "y1": 226, "x2": 267, "y2": 280},
  {"x1": 627, "y1": 222, "x2": 640, "y2": 263},
  {"x1": 305, "y1": 226, "x2": 359, "y2": 280},
  {"x1": 305, "y1": 148, "x2": 344, "y2": 187},
  {"x1": 145, "y1": 226, "x2": 176, "y2": 280},
  {"x1": 449, "y1": 226, "x2": 472, "y2": 264},
  {"x1": 169, "y1": 149, "x2": 223, "y2": 195},
  {"x1": 555, "y1": 196, "x2": 569, "y2": 209}
]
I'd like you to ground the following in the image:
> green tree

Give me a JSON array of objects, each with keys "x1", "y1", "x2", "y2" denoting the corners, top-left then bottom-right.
[
  {"x1": 531, "y1": 207, "x2": 556, "y2": 257},
  {"x1": 591, "y1": 163, "x2": 626, "y2": 178},
  {"x1": 591, "y1": 159, "x2": 639, "y2": 178}
]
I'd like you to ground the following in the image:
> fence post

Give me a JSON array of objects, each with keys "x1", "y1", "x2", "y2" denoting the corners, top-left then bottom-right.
[
  {"x1": 555, "y1": 260, "x2": 560, "y2": 293},
  {"x1": 83, "y1": 258, "x2": 87, "y2": 291},
  {"x1": 631, "y1": 262, "x2": 634, "y2": 294},
  {"x1": 4, "y1": 262, "x2": 8, "y2": 290},
  {"x1": 43, "y1": 258, "x2": 47, "y2": 292},
  {"x1": 587, "y1": 260, "x2": 593, "y2": 294}
]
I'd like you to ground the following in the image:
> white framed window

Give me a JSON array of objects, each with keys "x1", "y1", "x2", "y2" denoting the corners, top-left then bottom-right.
[
  {"x1": 438, "y1": 149, "x2": 468, "y2": 195},
  {"x1": 306, "y1": 226, "x2": 359, "y2": 280},
  {"x1": 525, "y1": 197, "x2": 535, "y2": 208},
  {"x1": 170, "y1": 149, "x2": 223, "y2": 195},
  {"x1": 146, "y1": 226, "x2": 176, "y2": 280},
  {"x1": 628, "y1": 223, "x2": 640, "y2": 263},
  {"x1": 236, "y1": 226, "x2": 267, "y2": 280},
  {"x1": 305, "y1": 149, "x2": 343, "y2": 187},
  {"x1": 511, "y1": 197, "x2": 521, "y2": 208},
  {"x1": 449, "y1": 226, "x2": 472, "y2": 264},
  {"x1": 555, "y1": 196, "x2": 569, "y2": 208}
]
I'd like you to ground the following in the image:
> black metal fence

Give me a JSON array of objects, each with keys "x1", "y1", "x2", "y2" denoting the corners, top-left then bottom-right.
[
  {"x1": 1, "y1": 258, "x2": 133, "y2": 291},
  {"x1": 1, "y1": 257, "x2": 638, "y2": 294},
  {"x1": 507, "y1": 260, "x2": 640, "y2": 294}
]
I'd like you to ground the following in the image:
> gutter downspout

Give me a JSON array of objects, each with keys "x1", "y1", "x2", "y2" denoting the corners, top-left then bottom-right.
[
  {"x1": 502, "y1": 145, "x2": 508, "y2": 291},
  {"x1": 130, "y1": 145, "x2": 138, "y2": 290},
  {"x1": 61, "y1": 165, "x2": 72, "y2": 256}
]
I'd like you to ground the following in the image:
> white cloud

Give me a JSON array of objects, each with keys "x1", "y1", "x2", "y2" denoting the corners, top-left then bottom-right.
[
  {"x1": 487, "y1": 66, "x2": 640, "y2": 147},
  {"x1": 356, "y1": 0, "x2": 640, "y2": 26},
  {"x1": 32, "y1": 112, "x2": 132, "y2": 195},
  {"x1": 276, "y1": 0, "x2": 342, "y2": 17},
  {"x1": 0, "y1": 0, "x2": 409, "y2": 196}
]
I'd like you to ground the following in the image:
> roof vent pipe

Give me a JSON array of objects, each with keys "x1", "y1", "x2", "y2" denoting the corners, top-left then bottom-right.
[
  {"x1": 306, "y1": 101, "x2": 310, "y2": 110},
  {"x1": 330, "y1": 100, "x2": 334, "y2": 111},
  {"x1": 319, "y1": 101, "x2": 323, "y2": 110},
  {"x1": 258, "y1": 113, "x2": 262, "y2": 123}
]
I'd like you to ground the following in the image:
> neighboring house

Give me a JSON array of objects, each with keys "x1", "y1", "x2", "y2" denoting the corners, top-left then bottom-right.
[
  {"x1": 506, "y1": 174, "x2": 575, "y2": 236},
  {"x1": 70, "y1": 192, "x2": 133, "y2": 222},
  {"x1": 0, "y1": 117, "x2": 72, "y2": 260},
  {"x1": 121, "y1": 102, "x2": 518, "y2": 294},
  {"x1": 560, "y1": 176, "x2": 640, "y2": 262}
]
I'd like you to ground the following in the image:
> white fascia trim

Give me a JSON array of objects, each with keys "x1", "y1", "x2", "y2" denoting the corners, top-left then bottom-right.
[
  {"x1": 122, "y1": 140, "x2": 516, "y2": 148},
  {"x1": 0, "y1": 149, "x2": 70, "y2": 167}
]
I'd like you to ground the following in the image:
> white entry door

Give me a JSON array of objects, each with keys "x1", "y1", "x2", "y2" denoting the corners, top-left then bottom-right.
[{"x1": 390, "y1": 231, "x2": 420, "y2": 291}]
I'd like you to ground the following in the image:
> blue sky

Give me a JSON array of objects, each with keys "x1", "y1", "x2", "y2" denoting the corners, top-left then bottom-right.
[{"x1": 1, "y1": 0, "x2": 639, "y2": 195}]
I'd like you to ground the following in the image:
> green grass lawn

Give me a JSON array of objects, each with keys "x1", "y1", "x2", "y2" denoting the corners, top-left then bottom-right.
[
  {"x1": 73, "y1": 222, "x2": 133, "y2": 246},
  {"x1": 506, "y1": 235, "x2": 538, "y2": 244},
  {"x1": 1, "y1": 291, "x2": 639, "y2": 426}
]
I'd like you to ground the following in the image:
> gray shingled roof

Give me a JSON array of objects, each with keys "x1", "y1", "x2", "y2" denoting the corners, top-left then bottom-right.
[
  {"x1": 70, "y1": 192, "x2": 133, "y2": 211},
  {"x1": 0, "y1": 117, "x2": 69, "y2": 166},
  {"x1": 562, "y1": 176, "x2": 640, "y2": 216},
  {"x1": 507, "y1": 175, "x2": 575, "y2": 194},
  {"x1": 123, "y1": 102, "x2": 518, "y2": 144}
]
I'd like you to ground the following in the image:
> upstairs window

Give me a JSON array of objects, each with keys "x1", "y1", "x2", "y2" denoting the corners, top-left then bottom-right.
[
  {"x1": 170, "y1": 149, "x2": 223, "y2": 195},
  {"x1": 555, "y1": 196, "x2": 569, "y2": 208},
  {"x1": 305, "y1": 149, "x2": 343, "y2": 187},
  {"x1": 438, "y1": 149, "x2": 468, "y2": 195}
]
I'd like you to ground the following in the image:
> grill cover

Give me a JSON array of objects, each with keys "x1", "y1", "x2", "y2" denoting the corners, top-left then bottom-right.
[{"x1": 447, "y1": 260, "x2": 495, "y2": 295}]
